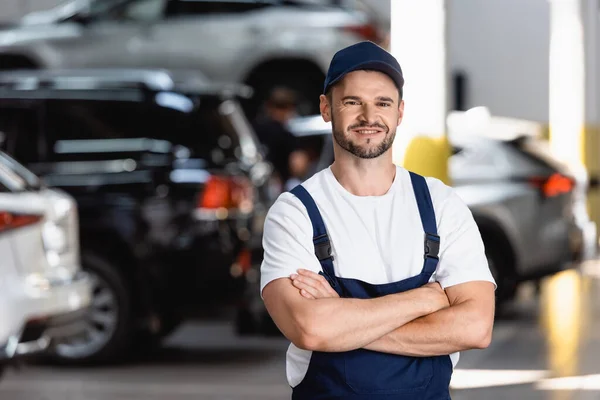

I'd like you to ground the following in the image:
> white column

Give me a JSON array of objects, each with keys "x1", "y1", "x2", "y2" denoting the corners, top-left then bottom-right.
[
  {"x1": 549, "y1": 0, "x2": 599, "y2": 255},
  {"x1": 548, "y1": 0, "x2": 585, "y2": 167},
  {"x1": 389, "y1": 0, "x2": 450, "y2": 181},
  {"x1": 583, "y1": 0, "x2": 598, "y2": 126}
]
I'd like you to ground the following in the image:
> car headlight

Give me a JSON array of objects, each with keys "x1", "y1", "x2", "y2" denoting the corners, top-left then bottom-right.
[{"x1": 42, "y1": 219, "x2": 69, "y2": 264}]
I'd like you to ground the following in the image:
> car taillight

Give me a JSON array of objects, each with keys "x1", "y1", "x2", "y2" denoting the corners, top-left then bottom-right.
[
  {"x1": 0, "y1": 211, "x2": 43, "y2": 233},
  {"x1": 342, "y1": 24, "x2": 382, "y2": 43},
  {"x1": 528, "y1": 173, "x2": 575, "y2": 197},
  {"x1": 198, "y1": 175, "x2": 254, "y2": 213}
]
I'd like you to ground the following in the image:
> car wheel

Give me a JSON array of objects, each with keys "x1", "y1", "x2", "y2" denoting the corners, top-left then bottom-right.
[
  {"x1": 486, "y1": 244, "x2": 517, "y2": 305},
  {"x1": 49, "y1": 254, "x2": 133, "y2": 365}
]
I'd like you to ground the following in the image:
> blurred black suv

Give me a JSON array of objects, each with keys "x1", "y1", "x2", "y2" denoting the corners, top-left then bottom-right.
[{"x1": 0, "y1": 69, "x2": 273, "y2": 364}]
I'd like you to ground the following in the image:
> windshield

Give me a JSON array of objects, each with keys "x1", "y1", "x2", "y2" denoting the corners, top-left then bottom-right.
[
  {"x1": 44, "y1": 96, "x2": 258, "y2": 167},
  {"x1": 0, "y1": 151, "x2": 41, "y2": 192},
  {"x1": 31, "y1": 0, "x2": 163, "y2": 23}
]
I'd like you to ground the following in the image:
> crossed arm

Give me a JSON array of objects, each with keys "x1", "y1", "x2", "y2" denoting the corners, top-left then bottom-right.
[
  {"x1": 363, "y1": 279, "x2": 495, "y2": 356},
  {"x1": 262, "y1": 270, "x2": 495, "y2": 356}
]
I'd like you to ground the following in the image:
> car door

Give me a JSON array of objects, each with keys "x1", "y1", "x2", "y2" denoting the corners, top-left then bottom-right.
[
  {"x1": 55, "y1": 0, "x2": 172, "y2": 68},
  {"x1": 145, "y1": 0, "x2": 270, "y2": 81}
]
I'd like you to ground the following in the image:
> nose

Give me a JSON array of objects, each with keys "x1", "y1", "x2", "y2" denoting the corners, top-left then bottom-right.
[{"x1": 358, "y1": 103, "x2": 379, "y2": 125}]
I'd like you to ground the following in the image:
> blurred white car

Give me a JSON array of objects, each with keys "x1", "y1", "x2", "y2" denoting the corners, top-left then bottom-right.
[
  {"x1": 0, "y1": 150, "x2": 91, "y2": 374},
  {"x1": 0, "y1": 0, "x2": 380, "y2": 117}
]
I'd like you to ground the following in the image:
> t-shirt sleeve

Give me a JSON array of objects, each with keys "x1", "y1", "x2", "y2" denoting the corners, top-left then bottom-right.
[
  {"x1": 429, "y1": 180, "x2": 497, "y2": 290},
  {"x1": 259, "y1": 192, "x2": 324, "y2": 297}
]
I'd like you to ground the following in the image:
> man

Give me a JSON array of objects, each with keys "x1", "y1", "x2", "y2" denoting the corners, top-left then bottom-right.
[
  {"x1": 260, "y1": 41, "x2": 496, "y2": 399},
  {"x1": 252, "y1": 86, "x2": 300, "y2": 184}
]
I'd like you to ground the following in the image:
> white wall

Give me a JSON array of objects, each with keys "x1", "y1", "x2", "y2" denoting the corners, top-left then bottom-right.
[
  {"x1": 385, "y1": 0, "x2": 551, "y2": 122},
  {"x1": 448, "y1": 0, "x2": 550, "y2": 122}
]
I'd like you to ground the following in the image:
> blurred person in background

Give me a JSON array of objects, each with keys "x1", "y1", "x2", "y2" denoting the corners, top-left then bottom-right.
[
  {"x1": 284, "y1": 149, "x2": 312, "y2": 192},
  {"x1": 252, "y1": 86, "x2": 301, "y2": 189},
  {"x1": 260, "y1": 41, "x2": 496, "y2": 399}
]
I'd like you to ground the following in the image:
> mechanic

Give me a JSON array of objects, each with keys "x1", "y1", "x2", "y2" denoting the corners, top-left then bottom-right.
[{"x1": 260, "y1": 41, "x2": 496, "y2": 399}]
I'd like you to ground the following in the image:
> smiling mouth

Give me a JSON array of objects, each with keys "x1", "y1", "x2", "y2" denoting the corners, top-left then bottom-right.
[{"x1": 353, "y1": 129, "x2": 383, "y2": 135}]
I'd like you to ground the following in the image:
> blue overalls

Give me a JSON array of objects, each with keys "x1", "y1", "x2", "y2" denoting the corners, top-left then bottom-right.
[{"x1": 289, "y1": 172, "x2": 453, "y2": 400}]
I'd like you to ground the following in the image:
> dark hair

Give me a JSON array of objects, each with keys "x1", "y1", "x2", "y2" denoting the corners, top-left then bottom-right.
[{"x1": 325, "y1": 70, "x2": 403, "y2": 104}]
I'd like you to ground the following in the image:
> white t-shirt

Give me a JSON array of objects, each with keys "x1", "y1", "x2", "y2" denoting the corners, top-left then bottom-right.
[{"x1": 260, "y1": 166, "x2": 496, "y2": 388}]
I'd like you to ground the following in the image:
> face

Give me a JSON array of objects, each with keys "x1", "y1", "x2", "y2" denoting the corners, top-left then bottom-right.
[{"x1": 320, "y1": 70, "x2": 404, "y2": 160}]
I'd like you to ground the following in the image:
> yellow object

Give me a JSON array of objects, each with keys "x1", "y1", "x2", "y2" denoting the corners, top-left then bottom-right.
[
  {"x1": 400, "y1": 135, "x2": 452, "y2": 186},
  {"x1": 581, "y1": 125, "x2": 600, "y2": 231},
  {"x1": 540, "y1": 269, "x2": 588, "y2": 377}
]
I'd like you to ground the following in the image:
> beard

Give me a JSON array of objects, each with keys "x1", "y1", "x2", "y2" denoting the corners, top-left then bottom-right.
[{"x1": 331, "y1": 115, "x2": 396, "y2": 159}]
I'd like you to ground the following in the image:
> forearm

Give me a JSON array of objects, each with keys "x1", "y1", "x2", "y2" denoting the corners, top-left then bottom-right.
[
  {"x1": 364, "y1": 299, "x2": 493, "y2": 357},
  {"x1": 301, "y1": 290, "x2": 432, "y2": 352}
]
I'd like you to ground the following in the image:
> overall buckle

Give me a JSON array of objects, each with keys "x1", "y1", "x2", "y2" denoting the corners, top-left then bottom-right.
[
  {"x1": 314, "y1": 234, "x2": 334, "y2": 261},
  {"x1": 425, "y1": 233, "x2": 440, "y2": 260}
]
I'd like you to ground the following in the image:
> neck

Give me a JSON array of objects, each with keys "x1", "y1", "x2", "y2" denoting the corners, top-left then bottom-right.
[{"x1": 330, "y1": 152, "x2": 396, "y2": 196}]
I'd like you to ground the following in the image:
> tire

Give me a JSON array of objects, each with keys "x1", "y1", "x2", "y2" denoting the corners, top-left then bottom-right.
[
  {"x1": 485, "y1": 242, "x2": 518, "y2": 305},
  {"x1": 48, "y1": 254, "x2": 133, "y2": 365}
]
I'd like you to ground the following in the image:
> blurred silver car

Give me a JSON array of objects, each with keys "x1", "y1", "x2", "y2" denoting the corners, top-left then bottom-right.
[
  {"x1": 286, "y1": 115, "x2": 597, "y2": 304},
  {"x1": 0, "y1": 150, "x2": 91, "y2": 375},
  {"x1": 0, "y1": 0, "x2": 381, "y2": 116}
]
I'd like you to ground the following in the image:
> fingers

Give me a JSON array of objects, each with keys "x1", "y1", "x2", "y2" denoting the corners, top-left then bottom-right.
[
  {"x1": 290, "y1": 269, "x2": 340, "y2": 299},
  {"x1": 291, "y1": 277, "x2": 322, "y2": 299},
  {"x1": 297, "y1": 269, "x2": 339, "y2": 297},
  {"x1": 299, "y1": 288, "x2": 315, "y2": 299},
  {"x1": 295, "y1": 270, "x2": 324, "y2": 289}
]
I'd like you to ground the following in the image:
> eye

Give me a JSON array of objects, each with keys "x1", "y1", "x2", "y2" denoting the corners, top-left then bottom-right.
[
  {"x1": 378, "y1": 102, "x2": 392, "y2": 107},
  {"x1": 344, "y1": 100, "x2": 360, "y2": 106}
]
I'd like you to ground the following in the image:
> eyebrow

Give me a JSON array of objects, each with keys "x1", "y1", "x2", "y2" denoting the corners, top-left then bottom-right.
[
  {"x1": 340, "y1": 95, "x2": 395, "y2": 103},
  {"x1": 376, "y1": 96, "x2": 395, "y2": 103}
]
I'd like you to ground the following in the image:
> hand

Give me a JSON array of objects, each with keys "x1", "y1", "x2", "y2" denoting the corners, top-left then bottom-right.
[
  {"x1": 290, "y1": 269, "x2": 340, "y2": 299},
  {"x1": 419, "y1": 282, "x2": 450, "y2": 314}
]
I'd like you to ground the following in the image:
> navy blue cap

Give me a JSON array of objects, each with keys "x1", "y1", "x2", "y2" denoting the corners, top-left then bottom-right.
[{"x1": 323, "y1": 41, "x2": 404, "y2": 95}]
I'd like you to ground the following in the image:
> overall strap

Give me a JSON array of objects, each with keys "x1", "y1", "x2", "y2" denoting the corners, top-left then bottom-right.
[
  {"x1": 409, "y1": 172, "x2": 440, "y2": 279},
  {"x1": 289, "y1": 185, "x2": 336, "y2": 280}
]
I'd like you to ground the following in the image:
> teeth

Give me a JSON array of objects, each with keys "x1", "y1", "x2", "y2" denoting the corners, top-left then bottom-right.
[{"x1": 357, "y1": 130, "x2": 378, "y2": 134}]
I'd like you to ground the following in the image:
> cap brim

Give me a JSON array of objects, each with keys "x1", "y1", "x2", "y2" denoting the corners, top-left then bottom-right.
[{"x1": 324, "y1": 60, "x2": 404, "y2": 94}]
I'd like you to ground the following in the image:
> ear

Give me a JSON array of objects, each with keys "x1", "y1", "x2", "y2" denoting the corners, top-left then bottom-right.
[
  {"x1": 397, "y1": 100, "x2": 405, "y2": 127},
  {"x1": 320, "y1": 94, "x2": 331, "y2": 123}
]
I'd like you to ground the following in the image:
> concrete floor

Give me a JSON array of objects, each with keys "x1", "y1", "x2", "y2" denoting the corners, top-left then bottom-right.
[{"x1": 2, "y1": 262, "x2": 600, "y2": 399}]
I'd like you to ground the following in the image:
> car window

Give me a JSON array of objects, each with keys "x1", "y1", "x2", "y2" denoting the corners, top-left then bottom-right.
[
  {"x1": 92, "y1": 0, "x2": 166, "y2": 22},
  {"x1": 506, "y1": 136, "x2": 570, "y2": 173},
  {"x1": 165, "y1": 0, "x2": 273, "y2": 17},
  {"x1": 45, "y1": 98, "x2": 244, "y2": 166}
]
